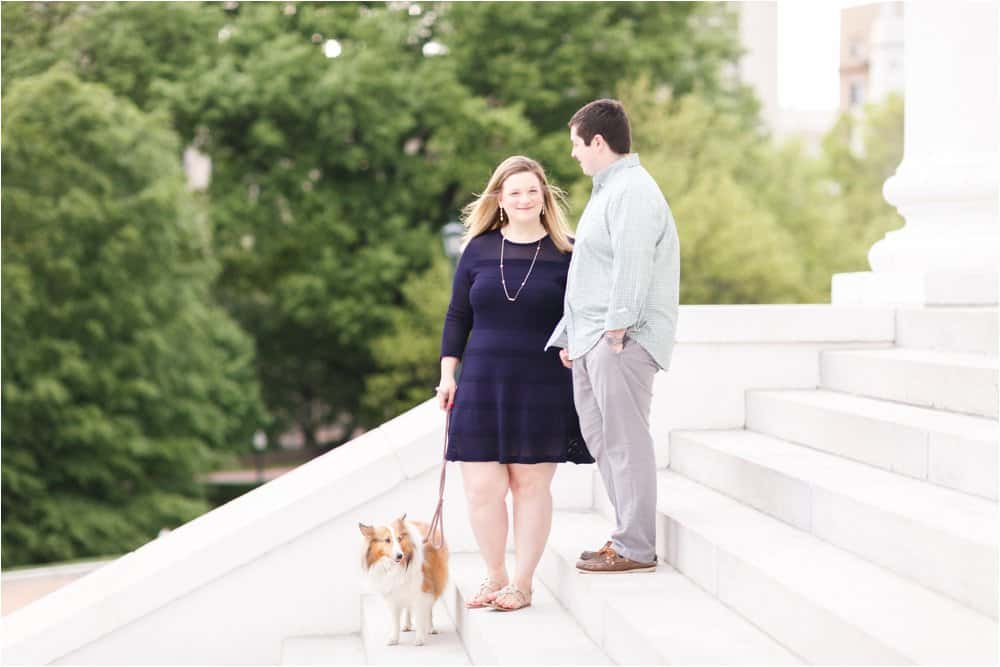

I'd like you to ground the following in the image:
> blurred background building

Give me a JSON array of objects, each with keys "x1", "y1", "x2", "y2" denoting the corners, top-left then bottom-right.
[
  {"x1": 733, "y1": 1, "x2": 904, "y2": 153},
  {"x1": 840, "y1": 3, "x2": 905, "y2": 113}
]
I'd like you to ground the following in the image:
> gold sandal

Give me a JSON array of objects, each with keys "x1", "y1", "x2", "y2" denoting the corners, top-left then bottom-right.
[
  {"x1": 466, "y1": 577, "x2": 506, "y2": 608},
  {"x1": 489, "y1": 584, "x2": 532, "y2": 612}
]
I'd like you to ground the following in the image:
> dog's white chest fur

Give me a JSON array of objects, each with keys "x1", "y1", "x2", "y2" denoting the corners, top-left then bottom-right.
[
  {"x1": 366, "y1": 550, "x2": 425, "y2": 599},
  {"x1": 364, "y1": 520, "x2": 437, "y2": 646}
]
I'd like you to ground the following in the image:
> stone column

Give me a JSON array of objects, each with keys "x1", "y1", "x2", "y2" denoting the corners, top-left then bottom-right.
[{"x1": 833, "y1": 1, "x2": 999, "y2": 305}]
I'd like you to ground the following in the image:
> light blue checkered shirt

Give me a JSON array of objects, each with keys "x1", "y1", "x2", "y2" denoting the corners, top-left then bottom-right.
[{"x1": 545, "y1": 154, "x2": 680, "y2": 371}]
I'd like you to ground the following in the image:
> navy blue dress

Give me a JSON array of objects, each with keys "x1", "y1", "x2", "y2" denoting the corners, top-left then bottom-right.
[{"x1": 440, "y1": 229, "x2": 593, "y2": 464}]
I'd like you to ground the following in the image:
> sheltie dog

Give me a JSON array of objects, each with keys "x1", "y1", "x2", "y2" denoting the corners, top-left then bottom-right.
[{"x1": 359, "y1": 514, "x2": 449, "y2": 646}]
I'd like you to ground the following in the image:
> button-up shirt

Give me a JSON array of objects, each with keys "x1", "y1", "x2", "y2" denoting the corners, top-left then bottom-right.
[{"x1": 545, "y1": 154, "x2": 680, "y2": 371}]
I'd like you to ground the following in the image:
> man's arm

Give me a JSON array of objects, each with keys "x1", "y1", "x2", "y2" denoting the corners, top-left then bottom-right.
[{"x1": 604, "y1": 185, "x2": 666, "y2": 341}]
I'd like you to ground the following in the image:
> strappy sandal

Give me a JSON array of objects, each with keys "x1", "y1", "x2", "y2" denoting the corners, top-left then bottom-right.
[
  {"x1": 466, "y1": 577, "x2": 507, "y2": 608},
  {"x1": 489, "y1": 584, "x2": 532, "y2": 612}
]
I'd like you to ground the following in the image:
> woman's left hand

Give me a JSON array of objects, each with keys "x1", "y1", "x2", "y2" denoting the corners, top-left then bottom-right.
[{"x1": 436, "y1": 376, "x2": 457, "y2": 410}]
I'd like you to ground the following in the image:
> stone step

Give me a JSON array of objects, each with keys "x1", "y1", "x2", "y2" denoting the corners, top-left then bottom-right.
[
  {"x1": 445, "y1": 553, "x2": 611, "y2": 665},
  {"x1": 361, "y1": 593, "x2": 469, "y2": 664},
  {"x1": 746, "y1": 388, "x2": 999, "y2": 500},
  {"x1": 657, "y1": 470, "x2": 998, "y2": 665},
  {"x1": 820, "y1": 347, "x2": 999, "y2": 418},
  {"x1": 538, "y1": 510, "x2": 804, "y2": 665},
  {"x1": 669, "y1": 429, "x2": 998, "y2": 618},
  {"x1": 280, "y1": 634, "x2": 366, "y2": 665},
  {"x1": 895, "y1": 307, "x2": 998, "y2": 356}
]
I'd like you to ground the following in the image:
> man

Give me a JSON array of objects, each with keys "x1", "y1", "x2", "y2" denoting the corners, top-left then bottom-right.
[{"x1": 545, "y1": 99, "x2": 679, "y2": 574}]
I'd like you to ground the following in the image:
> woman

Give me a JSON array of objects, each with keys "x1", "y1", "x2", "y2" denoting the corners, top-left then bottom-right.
[{"x1": 437, "y1": 156, "x2": 593, "y2": 612}]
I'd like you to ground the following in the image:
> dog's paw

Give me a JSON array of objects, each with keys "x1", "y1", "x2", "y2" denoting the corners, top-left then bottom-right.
[
  {"x1": 430, "y1": 626, "x2": 439, "y2": 635},
  {"x1": 401, "y1": 622, "x2": 413, "y2": 632},
  {"x1": 414, "y1": 634, "x2": 426, "y2": 646},
  {"x1": 386, "y1": 635, "x2": 400, "y2": 646}
]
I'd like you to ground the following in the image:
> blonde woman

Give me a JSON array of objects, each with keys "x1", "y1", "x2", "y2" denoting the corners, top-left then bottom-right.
[{"x1": 437, "y1": 156, "x2": 593, "y2": 612}]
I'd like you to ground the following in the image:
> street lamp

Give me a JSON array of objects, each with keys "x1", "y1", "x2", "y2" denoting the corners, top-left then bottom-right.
[
  {"x1": 440, "y1": 221, "x2": 464, "y2": 270},
  {"x1": 252, "y1": 430, "x2": 267, "y2": 484}
]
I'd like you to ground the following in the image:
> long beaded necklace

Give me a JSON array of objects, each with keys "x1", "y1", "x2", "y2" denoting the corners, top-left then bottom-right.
[{"x1": 499, "y1": 232, "x2": 543, "y2": 303}]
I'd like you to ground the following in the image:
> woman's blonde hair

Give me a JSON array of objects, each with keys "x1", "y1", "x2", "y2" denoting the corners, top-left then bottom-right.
[{"x1": 461, "y1": 156, "x2": 573, "y2": 253}]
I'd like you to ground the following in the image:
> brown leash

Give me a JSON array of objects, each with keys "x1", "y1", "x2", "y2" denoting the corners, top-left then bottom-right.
[{"x1": 424, "y1": 407, "x2": 449, "y2": 549}]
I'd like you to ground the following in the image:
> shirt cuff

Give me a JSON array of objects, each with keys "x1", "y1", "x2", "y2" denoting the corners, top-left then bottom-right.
[
  {"x1": 545, "y1": 321, "x2": 569, "y2": 350},
  {"x1": 604, "y1": 309, "x2": 635, "y2": 331}
]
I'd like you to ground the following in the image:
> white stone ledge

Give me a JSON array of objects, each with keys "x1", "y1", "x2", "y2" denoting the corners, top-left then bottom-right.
[
  {"x1": 651, "y1": 341, "x2": 891, "y2": 466},
  {"x1": 821, "y1": 348, "x2": 1000, "y2": 418},
  {"x1": 832, "y1": 271, "x2": 999, "y2": 306},
  {"x1": 746, "y1": 388, "x2": 999, "y2": 500},
  {"x1": 675, "y1": 305, "x2": 895, "y2": 343},
  {"x1": 895, "y1": 307, "x2": 998, "y2": 356}
]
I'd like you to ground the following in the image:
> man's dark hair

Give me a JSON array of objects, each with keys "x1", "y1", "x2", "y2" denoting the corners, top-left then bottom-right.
[{"x1": 568, "y1": 99, "x2": 631, "y2": 154}]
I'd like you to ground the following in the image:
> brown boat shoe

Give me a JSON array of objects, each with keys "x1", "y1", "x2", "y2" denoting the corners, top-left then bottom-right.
[
  {"x1": 576, "y1": 548, "x2": 657, "y2": 574},
  {"x1": 579, "y1": 540, "x2": 613, "y2": 561}
]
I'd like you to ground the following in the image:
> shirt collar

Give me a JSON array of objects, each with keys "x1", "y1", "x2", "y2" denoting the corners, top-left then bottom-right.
[{"x1": 592, "y1": 153, "x2": 640, "y2": 191}]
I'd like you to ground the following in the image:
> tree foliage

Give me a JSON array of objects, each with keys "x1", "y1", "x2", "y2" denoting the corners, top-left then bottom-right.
[
  {"x1": 2, "y1": 68, "x2": 265, "y2": 566},
  {"x1": 440, "y1": 1, "x2": 757, "y2": 184},
  {"x1": 362, "y1": 248, "x2": 452, "y2": 424},
  {"x1": 821, "y1": 92, "x2": 905, "y2": 265},
  {"x1": 155, "y1": 2, "x2": 534, "y2": 447}
]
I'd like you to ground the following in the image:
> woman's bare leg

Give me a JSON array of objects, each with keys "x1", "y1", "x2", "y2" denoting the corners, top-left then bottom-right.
[
  {"x1": 505, "y1": 462, "x2": 557, "y2": 604},
  {"x1": 460, "y1": 462, "x2": 511, "y2": 589}
]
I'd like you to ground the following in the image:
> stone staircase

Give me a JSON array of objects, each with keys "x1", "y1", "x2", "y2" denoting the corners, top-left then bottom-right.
[
  {"x1": 4, "y1": 305, "x2": 996, "y2": 665},
  {"x1": 268, "y1": 305, "x2": 998, "y2": 665}
]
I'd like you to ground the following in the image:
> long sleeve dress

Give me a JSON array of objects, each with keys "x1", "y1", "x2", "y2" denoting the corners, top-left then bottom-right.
[{"x1": 440, "y1": 229, "x2": 593, "y2": 464}]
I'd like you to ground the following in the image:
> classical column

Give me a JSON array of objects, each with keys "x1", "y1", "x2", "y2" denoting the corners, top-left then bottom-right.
[{"x1": 833, "y1": 1, "x2": 999, "y2": 305}]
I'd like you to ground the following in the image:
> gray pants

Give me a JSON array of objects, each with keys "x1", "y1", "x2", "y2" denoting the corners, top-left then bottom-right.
[{"x1": 573, "y1": 336, "x2": 659, "y2": 564}]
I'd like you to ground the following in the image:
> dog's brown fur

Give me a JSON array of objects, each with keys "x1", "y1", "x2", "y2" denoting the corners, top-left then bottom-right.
[{"x1": 359, "y1": 515, "x2": 449, "y2": 599}]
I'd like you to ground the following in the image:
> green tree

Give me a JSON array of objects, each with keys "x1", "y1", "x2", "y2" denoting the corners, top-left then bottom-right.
[
  {"x1": 1, "y1": 1, "x2": 85, "y2": 83},
  {"x1": 438, "y1": 1, "x2": 757, "y2": 186},
  {"x1": 615, "y1": 79, "x2": 848, "y2": 304},
  {"x1": 362, "y1": 248, "x2": 452, "y2": 424},
  {"x1": 1, "y1": 2, "x2": 222, "y2": 112},
  {"x1": 2, "y1": 68, "x2": 266, "y2": 566},
  {"x1": 439, "y1": 2, "x2": 751, "y2": 129},
  {"x1": 821, "y1": 92, "x2": 904, "y2": 267},
  {"x1": 155, "y1": 3, "x2": 533, "y2": 447}
]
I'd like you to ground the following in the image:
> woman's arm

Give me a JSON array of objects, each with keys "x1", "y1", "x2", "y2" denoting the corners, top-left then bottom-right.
[{"x1": 438, "y1": 242, "x2": 474, "y2": 409}]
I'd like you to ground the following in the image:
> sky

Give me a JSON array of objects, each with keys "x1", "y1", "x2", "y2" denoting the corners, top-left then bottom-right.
[{"x1": 777, "y1": 0, "x2": 871, "y2": 110}]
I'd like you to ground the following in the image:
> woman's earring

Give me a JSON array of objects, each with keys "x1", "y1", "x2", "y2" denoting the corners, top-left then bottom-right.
[
  {"x1": 499, "y1": 207, "x2": 505, "y2": 223},
  {"x1": 541, "y1": 208, "x2": 545, "y2": 216}
]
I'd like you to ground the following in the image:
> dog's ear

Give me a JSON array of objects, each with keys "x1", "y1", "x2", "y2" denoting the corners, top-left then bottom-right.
[{"x1": 359, "y1": 522, "x2": 374, "y2": 538}]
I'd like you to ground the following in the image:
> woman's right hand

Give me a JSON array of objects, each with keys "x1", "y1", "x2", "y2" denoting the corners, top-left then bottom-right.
[{"x1": 436, "y1": 376, "x2": 457, "y2": 410}]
